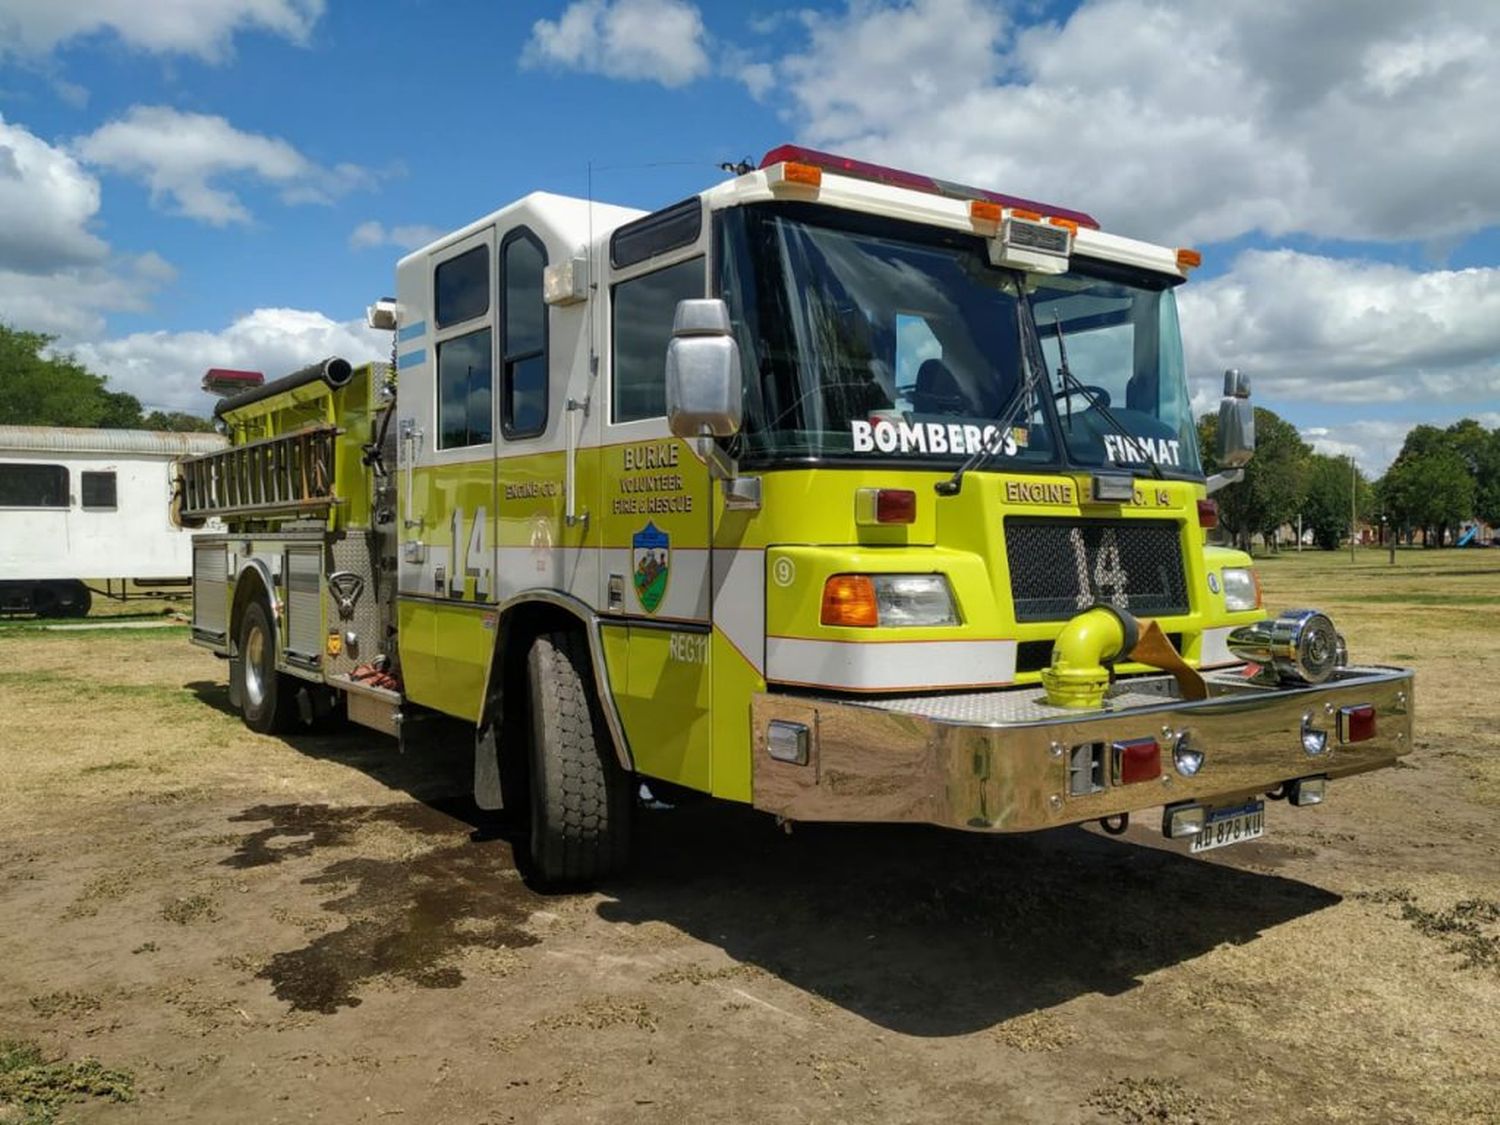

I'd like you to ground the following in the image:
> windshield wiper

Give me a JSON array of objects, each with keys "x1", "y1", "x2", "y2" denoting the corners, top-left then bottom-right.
[
  {"x1": 1046, "y1": 306, "x2": 1164, "y2": 481},
  {"x1": 936, "y1": 283, "x2": 1041, "y2": 496}
]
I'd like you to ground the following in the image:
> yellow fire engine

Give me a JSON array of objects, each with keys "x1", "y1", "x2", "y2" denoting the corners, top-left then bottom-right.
[{"x1": 177, "y1": 146, "x2": 1414, "y2": 884}]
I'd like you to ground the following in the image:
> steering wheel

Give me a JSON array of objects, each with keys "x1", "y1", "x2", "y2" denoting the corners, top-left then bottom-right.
[{"x1": 1054, "y1": 384, "x2": 1112, "y2": 408}]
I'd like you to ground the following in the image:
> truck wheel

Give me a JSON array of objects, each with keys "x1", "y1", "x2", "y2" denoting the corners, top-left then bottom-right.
[
  {"x1": 238, "y1": 599, "x2": 298, "y2": 734},
  {"x1": 54, "y1": 581, "x2": 91, "y2": 618},
  {"x1": 526, "y1": 630, "x2": 631, "y2": 885}
]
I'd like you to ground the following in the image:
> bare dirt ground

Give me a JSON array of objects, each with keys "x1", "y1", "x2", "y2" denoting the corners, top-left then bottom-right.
[{"x1": 1, "y1": 550, "x2": 1497, "y2": 1124}]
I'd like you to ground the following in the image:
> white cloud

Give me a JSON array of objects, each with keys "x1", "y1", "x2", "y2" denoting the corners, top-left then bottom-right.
[
  {"x1": 749, "y1": 0, "x2": 1500, "y2": 246},
  {"x1": 0, "y1": 0, "x2": 324, "y2": 62},
  {"x1": 349, "y1": 220, "x2": 443, "y2": 252},
  {"x1": 1178, "y1": 250, "x2": 1500, "y2": 410},
  {"x1": 0, "y1": 113, "x2": 108, "y2": 273},
  {"x1": 0, "y1": 254, "x2": 172, "y2": 338},
  {"x1": 523, "y1": 0, "x2": 710, "y2": 87},
  {"x1": 71, "y1": 308, "x2": 388, "y2": 413},
  {"x1": 73, "y1": 106, "x2": 372, "y2": 226},
  {"x1": 1301, "y1": 414, "x2": 1500, "y2": 476}
]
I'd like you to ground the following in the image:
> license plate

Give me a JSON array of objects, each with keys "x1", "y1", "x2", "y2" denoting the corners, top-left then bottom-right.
[{"x1": 1190, "y1": 801, "x2": 1265, "y2": 853}]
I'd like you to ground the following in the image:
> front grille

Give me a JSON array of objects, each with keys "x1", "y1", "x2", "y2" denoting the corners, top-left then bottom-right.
[{"x1": 1004, "y1": 517, "x2": 1189, "y2": 623}]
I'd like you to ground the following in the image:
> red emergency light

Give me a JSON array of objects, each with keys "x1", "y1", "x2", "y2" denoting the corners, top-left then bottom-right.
[{"x1": 759, "y1": 144, "x2": 1100, "y2": 230}]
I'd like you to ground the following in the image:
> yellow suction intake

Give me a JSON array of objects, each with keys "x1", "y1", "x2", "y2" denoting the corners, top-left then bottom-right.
[{"x1": 1040, "y1": 606, "x2": 1135, "y2": 709}]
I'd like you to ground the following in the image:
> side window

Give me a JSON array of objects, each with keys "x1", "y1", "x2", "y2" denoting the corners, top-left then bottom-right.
[
  {"x1": 81, "y1": 471, "x2": 117, "y2": 510},
  {"x1": 501, "y1": 231, "x2": 547, "y2": 438},
  {"x1": 437, "y1": 329, "x2": 494, "y2": 449},
  {"x1": 0, "y1": 463, "x2": 69, "y2": 507},
  {"x1": 435, "y1": 246, "x2": 489, "y2": 327},
  {"x1": 611, "y1": 257, "x2": 704, "y2": 424}
]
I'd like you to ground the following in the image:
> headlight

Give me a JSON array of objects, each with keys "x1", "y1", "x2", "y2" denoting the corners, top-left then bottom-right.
[
  {"x1": 820, "y1": 574, "x2": 959, "y2": 627},
  {"x1": 1220, "y1": 566, "x2": 1261, "y2": 611},
  {"x1": 1226, "y1": 609, "x2": 1343, "y2": 684}
]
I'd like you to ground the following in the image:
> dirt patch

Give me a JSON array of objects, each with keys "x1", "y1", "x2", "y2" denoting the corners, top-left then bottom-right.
[
  {"x1": 0, "y1": 550, "x2": 1496, "y2": 1122},
  {"x1": 254, "y1": 840, "x2": 542, "y2": 1013}
]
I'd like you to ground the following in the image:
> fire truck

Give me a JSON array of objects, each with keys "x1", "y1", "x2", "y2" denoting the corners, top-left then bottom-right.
[{"x1": 177, "y1": 145, "x2": 1414, "y2": 884}]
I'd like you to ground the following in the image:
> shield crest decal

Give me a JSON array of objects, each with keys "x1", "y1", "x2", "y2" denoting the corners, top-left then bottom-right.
[{"x1": 632, "y1": 521, "x2": 670, "y2": 614}]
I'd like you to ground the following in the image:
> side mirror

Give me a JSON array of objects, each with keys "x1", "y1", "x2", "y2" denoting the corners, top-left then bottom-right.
[
  {"x1": 666, "y1": 299, "x2": 742, "y2": 439},
  {"x1": 1216, "y1": 368, "x2": 1254, "y2": 468}
]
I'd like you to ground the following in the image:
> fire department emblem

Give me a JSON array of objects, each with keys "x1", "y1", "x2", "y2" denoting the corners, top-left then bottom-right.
[{"x1": 632, "y1": 522, "x2": 670, "y2": 614}]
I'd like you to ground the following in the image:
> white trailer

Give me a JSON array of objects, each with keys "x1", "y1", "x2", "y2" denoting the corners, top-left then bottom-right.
[{"x1": 0, "y1": 426, "x2": 225, "y2": 616}]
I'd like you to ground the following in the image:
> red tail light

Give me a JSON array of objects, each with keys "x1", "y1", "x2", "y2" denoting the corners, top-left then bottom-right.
[
  {"x1": 855, "y1": 487, "x2": 917, "y2": 525},
  {"x1": 1339, "y1": 705, "x2": 1376, "y2": 743},
  {"x1": 876, "y1": 489, "x2": 916, "y2": 524},
  {"x1": 1114, "y1": 738, "x2": 1162, "y2": 784},
  {"x1": 1197, "y1": 499, "x2": 1219, "y2": 529}
]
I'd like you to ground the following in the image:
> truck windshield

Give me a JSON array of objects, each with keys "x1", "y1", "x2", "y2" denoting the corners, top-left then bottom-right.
[{"x1": 717, "y1": 203, "x2": 1202, "y2": 477}]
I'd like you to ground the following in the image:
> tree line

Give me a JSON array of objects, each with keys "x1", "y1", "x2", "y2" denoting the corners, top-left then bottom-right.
[
  {"x1": 1199, "y1": 408, "x2": 1499, "y2": 551},
  {"x1": 0, "y1": 323, "x2": 213, "y2": 433}
]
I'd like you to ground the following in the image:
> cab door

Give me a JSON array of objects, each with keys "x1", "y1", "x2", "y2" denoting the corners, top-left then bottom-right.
[
  {"x1": 598, "y1": 244, "x2": 714, "y2": 791},
  {"x1": 396, "y1": 226, "x2": 498, "y2": 717}
]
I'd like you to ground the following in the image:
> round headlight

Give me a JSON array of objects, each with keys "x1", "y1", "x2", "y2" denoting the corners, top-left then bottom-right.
[{"x1": 1226, "y1": 609, "x2": 1343, "y2": 684}]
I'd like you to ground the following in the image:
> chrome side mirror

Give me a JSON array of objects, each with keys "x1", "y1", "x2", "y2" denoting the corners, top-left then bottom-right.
[
  {"x1": 666, "y1": 299, "x2": 742, "y2": 439},
  {"x1": 1216, "y1": 368, "x2": 1254, "y2": 468}
]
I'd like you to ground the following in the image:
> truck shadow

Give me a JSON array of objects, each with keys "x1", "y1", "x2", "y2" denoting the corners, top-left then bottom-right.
[
  {"x1": 600, "y1": 803, "x2": 1340, "y2": 1036},
  {"x1": 195, "y1": 679, "x2": 1339, "y2": 1035}
]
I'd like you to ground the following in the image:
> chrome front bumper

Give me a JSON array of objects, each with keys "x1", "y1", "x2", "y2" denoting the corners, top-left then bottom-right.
[{"x1": 750, "y1": 665, "x2": 1413, "y2": 832}]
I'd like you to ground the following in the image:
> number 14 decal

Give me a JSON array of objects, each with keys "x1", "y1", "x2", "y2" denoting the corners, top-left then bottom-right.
[
  {"x1": 449, "y1": 507, "x2": 491, "y2": 599},
  {"x1": 1069, "y1": 526, "x2": 1129, "y2": 610}
]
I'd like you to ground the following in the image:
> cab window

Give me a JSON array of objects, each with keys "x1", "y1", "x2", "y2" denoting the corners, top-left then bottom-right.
[
  {"x1": 502, "y1": 231, "x2": 547, "y2": 438},
  {"x1": 612, "y1": 257, "x2": 703, "y2": 423}
]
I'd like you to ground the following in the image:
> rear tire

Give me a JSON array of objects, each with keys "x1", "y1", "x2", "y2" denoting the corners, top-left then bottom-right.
[
  {"x1": 237, "y1": 599, "x2": 298, "y2": 734},
  {"x1": 526, "y1": 630, "x2": 631, "y2": 886}
]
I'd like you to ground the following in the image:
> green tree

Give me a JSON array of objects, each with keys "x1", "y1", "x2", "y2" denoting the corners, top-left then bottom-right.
[
  {"x1": 1445, "y1": 418, "x2": 1500, "y2": 526},
  {"x1": 0, "y1": 322, "x2": 145, "y2": 427},
  {"x1": 1199, "y1": 406, "x2": 1311, "y2": 552},
  {"x1": 1302, "y1": 453, "x2": 1370, "y2": 550},
  {"x1": 142, "y1": 410, "x2": 215, "y2": 433},
  {"x1": 1381, "y1": 428, "x2": 1475, "y2": 546}
]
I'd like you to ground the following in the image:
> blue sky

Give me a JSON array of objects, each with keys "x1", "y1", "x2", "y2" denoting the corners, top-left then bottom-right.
[{"x1": 1, "y1": 0, "x2": 1497, "y2": 472}]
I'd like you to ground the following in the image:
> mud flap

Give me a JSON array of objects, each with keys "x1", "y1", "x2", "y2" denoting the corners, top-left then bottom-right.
[
  {"x1": 228, "y1": 657, "x2": 243, "y2": 708},
  {"x1": 474, "y1": 720, "x2": 504, "y2": 810}
]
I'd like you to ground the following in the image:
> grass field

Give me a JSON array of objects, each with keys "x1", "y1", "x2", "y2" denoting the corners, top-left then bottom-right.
[{"x1": 0, "y1": 548, "x2": 1496, "y2": 1123}]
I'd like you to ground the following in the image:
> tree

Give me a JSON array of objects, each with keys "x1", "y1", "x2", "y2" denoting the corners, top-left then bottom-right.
[
  {"x1": 1380, "y1": 428, "x2": 1475, "y2": 547},
  {"x1": 1199, "y1": 406, "x2": 1311, "y2": 552},
  {"x1": 0, "y1": 322, "x2": 209, "y2": 432},
  {"x1": 142, "y1": 410, "x2": 216, "y2": 433},
  {"x1": 1445, "y1": 418, "x2": 1500, "y2": 527},
  {"x1": 0, "y1": 324, "x2": 130, "y2": 427},
  {"x1": 1302, "y1": 453, "x2": 1370, "y2": 550}
]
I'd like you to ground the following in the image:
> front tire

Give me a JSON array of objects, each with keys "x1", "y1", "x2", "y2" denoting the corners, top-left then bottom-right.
[
  {"x1": 237, "y1": 599, "x2": 298, "y2": 734},
  {"x1": 526, "y1": 631, "x2": 631, "y2": 885}
]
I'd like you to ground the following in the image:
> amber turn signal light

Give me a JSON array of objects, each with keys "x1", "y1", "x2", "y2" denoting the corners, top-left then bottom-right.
[{"x1": 821, "y1": 575, "x2": 879, "y2": 627}]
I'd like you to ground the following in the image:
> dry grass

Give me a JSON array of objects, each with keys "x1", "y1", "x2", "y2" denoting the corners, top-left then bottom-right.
[{"x1": 0, "y1": 552, "x2": 1496, "y2": 1124}]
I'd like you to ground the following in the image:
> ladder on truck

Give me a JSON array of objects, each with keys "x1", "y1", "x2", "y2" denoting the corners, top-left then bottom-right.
[{"x1": 177, "y1": 426, "x2": 338, "y2": 520}]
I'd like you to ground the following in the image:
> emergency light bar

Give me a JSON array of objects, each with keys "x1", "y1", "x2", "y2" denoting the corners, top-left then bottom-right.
[{"x1": 759, "y1": 144, "x2": 1099, "y2": 231}]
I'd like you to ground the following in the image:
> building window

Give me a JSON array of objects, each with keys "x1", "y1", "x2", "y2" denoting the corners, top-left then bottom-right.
[
  {"x1": 81, "y1": 471, "x2": 117, "y2": 509},
  {"x1": 435, "y1": 245, "x2": 489, "y2": 328},
  {"x1": 437, "y1": 328, "x2": 493, "y2": 448},
  {"x1": 612, "y1": 257, "x2": 704, "y2": 423},
  {"x1": 501, "y1": 230, "x2": 548, "y2": 438},
  {"x1": 0, "y1": 463, "x2": 69, "y2": 507}
]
